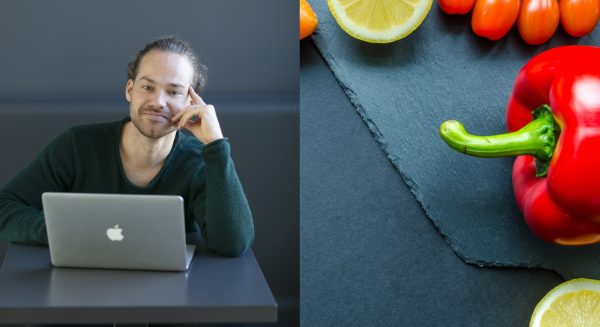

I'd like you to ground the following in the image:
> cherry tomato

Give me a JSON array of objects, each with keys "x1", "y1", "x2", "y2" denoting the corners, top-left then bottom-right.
[
  {"x1": 560, "y1": 0, "x2": 600, "y2": 37},
  {"x1": 438, "y1": 0, "x2": 476, "y2": 14},
  {"x1": 518, "y1": 0, "x2": 559, "y2": 44},
  {"x1": 472, "y1": 0, "x2": 521, "y2": 40},
  {"x1": 300, "y1": 0, "x2": 318, "y2": 40}
]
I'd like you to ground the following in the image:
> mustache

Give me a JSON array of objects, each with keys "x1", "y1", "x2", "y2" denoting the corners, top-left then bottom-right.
[{"x1": 139, "y1": 106, "x2": 172, "y2": 120}]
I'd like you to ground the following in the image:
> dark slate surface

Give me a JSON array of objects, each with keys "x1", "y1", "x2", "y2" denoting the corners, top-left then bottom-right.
[
  {"x1": 301, "y1": 39, "x2": 563, "y2": 326},
  {"x1": 308, "y1": 1, "x2": 600, "y2": 277}
]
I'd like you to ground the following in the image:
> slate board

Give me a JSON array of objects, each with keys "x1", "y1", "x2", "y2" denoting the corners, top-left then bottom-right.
[
  {"x1": 308, "y1": 1, "x2": 600, "y2": 278},
  {"x1": 301, "y1": 40, "x2": 563, "y2": 326}
]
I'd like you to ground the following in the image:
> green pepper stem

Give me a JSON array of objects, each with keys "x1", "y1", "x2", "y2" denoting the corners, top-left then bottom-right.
[{"x1": 439, "y1": 105, "x2": 558, "y2": 177}]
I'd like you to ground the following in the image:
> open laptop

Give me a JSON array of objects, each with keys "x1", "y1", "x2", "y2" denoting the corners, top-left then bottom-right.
[{"x1": 42, "y1": 192, "x2": 195, "y2": 272}]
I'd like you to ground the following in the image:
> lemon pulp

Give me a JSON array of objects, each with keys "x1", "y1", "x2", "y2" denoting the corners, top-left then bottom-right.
[
  {"x1": 327, "y1": 0, "x2": 432, "y2": 43},
  {"x1": 531, "y1": 278, "x2": 600, "y2": 327}
]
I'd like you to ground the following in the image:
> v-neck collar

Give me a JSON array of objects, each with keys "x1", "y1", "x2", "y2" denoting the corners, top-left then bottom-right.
[{"x1": 115, "y1": 117, "x2": 181, "y2": 191}]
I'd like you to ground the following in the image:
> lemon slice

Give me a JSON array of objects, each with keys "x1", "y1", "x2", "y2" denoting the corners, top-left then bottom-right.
[
  {"x1": 327, "y1": 0, "x2": 432, "y2": 43},
  {"x1": 530, "y1": 278, "x2": 600, "y2": 327}
]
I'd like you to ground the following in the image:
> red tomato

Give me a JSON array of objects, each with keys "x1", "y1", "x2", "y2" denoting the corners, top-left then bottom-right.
[
  {"x1": 471, "y1": 0, "x2": 521, "y2": 40},
  {"x1": 560, "y1": 0, "x2": 600, "y2": 37},
  {"x1": 439, "y1": 0, "x2": 476, "y2": 14},
  {"x1": 518, "y1": 0, "x2": 559, "y2": 44}
]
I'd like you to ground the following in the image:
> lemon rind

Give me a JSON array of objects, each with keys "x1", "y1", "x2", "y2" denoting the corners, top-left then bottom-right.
[
  {"x1": 530, "y1": 278, "x2": 600, "y2": 327},
  {"x1": 327, "y1": 0, "x2": 433, "y2": 43}
]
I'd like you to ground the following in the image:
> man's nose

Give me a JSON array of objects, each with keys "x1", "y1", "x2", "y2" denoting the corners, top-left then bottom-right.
[{"x1": 151, "y1": 91, "x2": 167, "y2": 108}]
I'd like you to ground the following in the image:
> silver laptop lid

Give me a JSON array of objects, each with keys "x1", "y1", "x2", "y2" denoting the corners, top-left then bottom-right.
[{"x1": 42, "y1": 192, "x2": 194, "y2": 271}]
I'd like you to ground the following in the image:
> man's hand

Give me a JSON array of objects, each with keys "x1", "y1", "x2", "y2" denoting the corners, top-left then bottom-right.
[{"x1": 172, "y1": 86, "x2": 224, "y2": 144}]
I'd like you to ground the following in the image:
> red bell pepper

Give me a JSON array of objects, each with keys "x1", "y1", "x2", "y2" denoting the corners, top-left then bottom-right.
[{"x1": 440, "y1": 46, "x2": 600, "y2": 245}]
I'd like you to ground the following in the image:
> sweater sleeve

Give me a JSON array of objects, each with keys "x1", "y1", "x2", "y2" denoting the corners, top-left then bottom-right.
[
  {"x1": 0, "y1": 130, "x2": 76, "y2": 245},
  {"x1": 191, "y1": 138, "x2": 254, "y2": 257}
]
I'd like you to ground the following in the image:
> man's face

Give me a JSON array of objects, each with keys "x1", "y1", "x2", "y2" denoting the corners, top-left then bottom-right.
[{"x1": 125, "y1": 50, "x2": 194, "y2": 139}]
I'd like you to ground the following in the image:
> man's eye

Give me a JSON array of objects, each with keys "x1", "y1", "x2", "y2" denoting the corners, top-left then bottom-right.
[
  {"x1": 142, "y1": 85, "x2": 152, "y2": 91},
  {"x1": 169, "y1": 91, "x2": 182, "y2": 96}
]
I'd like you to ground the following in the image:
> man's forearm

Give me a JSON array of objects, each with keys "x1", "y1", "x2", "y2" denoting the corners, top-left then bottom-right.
[
  {"x1": 0, "y1": 191, "x2": 48, "y2": 245},
  {"x1": 0, "y1": 129, "x2": 74, "y2": 245},
  {"x1": 198, "y1": 139, "x2": 254, "y2": 257}
]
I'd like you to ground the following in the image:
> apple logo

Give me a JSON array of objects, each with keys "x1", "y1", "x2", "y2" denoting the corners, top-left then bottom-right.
[{"x1": 106, "y1": 224, "x2": 124, "y2": 241}]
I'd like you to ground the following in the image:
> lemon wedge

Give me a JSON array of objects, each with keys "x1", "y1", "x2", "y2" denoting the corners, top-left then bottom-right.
[
  {"x1": 327, "y1": 0, "x2": 432, "y2": 43},
  {"x1": 530, "y1": 278, "x2": 600, "y2": 327}
]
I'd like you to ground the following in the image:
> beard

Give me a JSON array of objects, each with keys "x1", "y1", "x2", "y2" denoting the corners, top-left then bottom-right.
[{"x1": 130, "y1": 105, "x2": 177, "y2": 139}]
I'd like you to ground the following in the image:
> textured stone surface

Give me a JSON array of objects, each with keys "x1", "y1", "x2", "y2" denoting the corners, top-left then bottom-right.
[
  {"x1": 307, "y1": 2, "x2": 600, "y2": 278},
  {"x1": 301, "y1": 40, "x2": 562, "y2": 326}
]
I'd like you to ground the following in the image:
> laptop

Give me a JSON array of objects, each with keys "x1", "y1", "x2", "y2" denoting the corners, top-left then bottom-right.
[{"x1": 42, "y1": 192, "x2": 195, "y2": 272}]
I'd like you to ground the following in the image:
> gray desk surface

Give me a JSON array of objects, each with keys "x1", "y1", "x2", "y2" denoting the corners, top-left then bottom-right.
[{"x1": 0, "y1": 242, "x2": 277, "y2": 325}]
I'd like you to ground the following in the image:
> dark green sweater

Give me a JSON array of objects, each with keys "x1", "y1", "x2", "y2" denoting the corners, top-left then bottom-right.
[{"x1": 0, "y1": 118, "x2": 254, "y2": 257}]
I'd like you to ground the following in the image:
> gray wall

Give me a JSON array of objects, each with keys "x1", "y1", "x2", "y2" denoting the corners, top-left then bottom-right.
[
  {"x1": 0, "y1": 0, "x2": 298, "y2": 325},
  {"x1": 0, "y1": 0, "x2": 297, "y2": 101}
]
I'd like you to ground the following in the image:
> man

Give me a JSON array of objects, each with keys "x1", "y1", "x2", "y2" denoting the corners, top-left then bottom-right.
[{"x1": 0, "y1": 37, "x2": 254, "y2": 257}]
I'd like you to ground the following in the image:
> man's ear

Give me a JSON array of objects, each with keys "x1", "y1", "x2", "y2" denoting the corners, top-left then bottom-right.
[{"x1": 125, "y1": 79, "x2": 134, "y2": 102}]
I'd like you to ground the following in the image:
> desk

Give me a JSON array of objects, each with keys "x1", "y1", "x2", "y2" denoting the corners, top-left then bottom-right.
[{"x1": 0, "y1": 242, "x2": 277, "y2": 325}]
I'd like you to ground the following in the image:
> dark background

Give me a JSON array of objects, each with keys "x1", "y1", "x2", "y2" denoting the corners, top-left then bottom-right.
[{"x1": 0, "y1": 0, "x2": 298, "y2": 326}]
